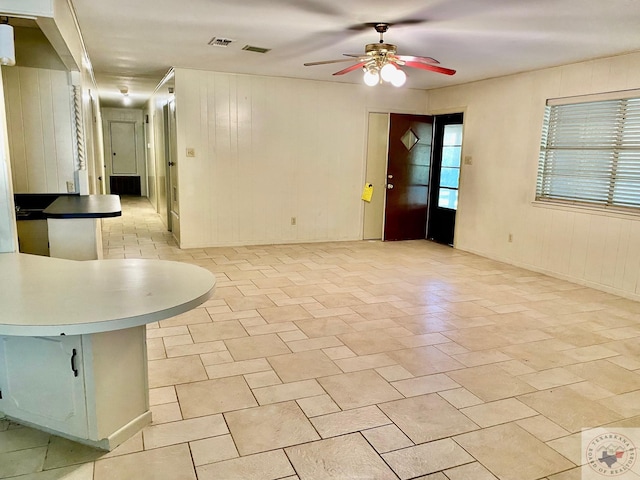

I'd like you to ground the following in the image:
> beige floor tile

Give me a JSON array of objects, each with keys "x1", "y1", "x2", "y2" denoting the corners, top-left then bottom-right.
[
  {"x1": 149, "y1": 385, "x2": 178, "y2": 405},
  {"x1": 176, "y1": 376, "x2": 257, "y2": 418},
  {"x1": 334, "y1": 352, "x2": 397, "y2": 372},
  {"x1": 382, "y1": 438, "x2": 474, "y2": 480},
  {"x1": 226, "y1": 295, "x2": 276, "y2": 311},
  {"x1": 447, "y1": 364, "x2": 536, "y2": 402},
  {"x1": 546, "y1": 433, "x2": 584, "y2": 466},
  {"x1": 200, "y1": 350, "x2": 234, "y2": 366},
  {"x1": 165, "y1": 340, "x2": 226, "y2": 358},
  {"x1": 286, "y1": 335, "x2": 344, "y2": 352},
  {"x1": 322, "y1": 345, "x2": 356, "y2": 359},
  {"x1": 0, "y1": 447, "x2": 47, "y2": 477},
  {"x1": 361, "y1": 424, "x2": 414, "y2": 453},
  {"x1": 379, "y1": 393, "x2": 478, "y2": 443},
  {"x1": 94, "y1": 444, "x2": 196, "y2": 480},
  {"x1": 151, "y1": 402, "x2": 183, "y2": 424},
  {"x1": 189, "y1": 434, "x2": 238, "y2": 466},
  {"x1": 100, "y1": 432, "x2": 143, "y2": 459},
  {"x1": 267, "y1": 350, "x2": 341, "y2": 382},
  {"x1": 452, "y1": 349, "x2": 513, "y2": 367},
  {"x1": 196, "y1": 449, "x2": 295, "y2": 480},
  {"x1": 563, "y1": 345, "x2": 620, "y2": 362},
  {"x1": 244, "y1": 370, "x2": 282, "y2": 388},
  {"x1": 351, "y1": 303, "x2": 408, "y2": 320},
  {"x1": 245, "y1": 322, "x2": 299, "y2": 336},
  {"x1": 519, "y1": 367, "x2": 585, "y2": 390},
  {"x1": 148, "y1": 355, "x2": 208, "y2": 388},
  {"x1": 286, "y1": 433, "x2": 397, "y2": 480},
  {"x1": 310, "y1": 405, "x2": 391, "y2": 438},
  {"x1": 396, "y1": 332, "x2": 451, "y2": 348},
  {"x1": 147, "y1": 326, "x2": 190, "y2": 339},
  {"x1": 0, "y1": 427, "x2": 49, "y2": 454},
  {"x1": 293, "y1": 317, "x2": 355, "y2": 338},
  {"x1": 41, "y1": 436, "x2": 104, "y2": 470},
  {"x1": 388, "y1": 346, "x2": 464, "y2": 376},
  {"x1": 376, "y1": 364, "x2": 414, "y2": 381},
  {"x1": 225, "y1": 401, "x2": 319, "y2": 455},
  {"x1": 444, "y1": 462, "x2": 498, "y2": 479},
  {"x1": 142, "y1": 414, "x2": 228, "y2": 450},
  {"x1": 566, "y1": 360, "x2": 640, "y2": 394},
  {"x1": 438, "y1": 387, "x2": 484, "y2": 408},
  {"x1": 296, "y1": 394, "x2": 341, "y2": 417},
  {"x1": 188, "y1": 321, "x2": 248, "y2": 342},
  {"x1": 252, "y1": 379, "x2": 325, "y2": 404},
  {"x1": 318, "y1": 370, "x2": 403, "y2": 409},
  {"x1": 205, "y1": 358, "x2": 271, "y2": 378},
  {"x1": 14, "y1": 463, "x2": 94, "y2": 480},
  {"x1": 163, "y1": 334, "x2": 193, "y2": 347},
  {"x1": 258, "y1": 305, "x2": 313, "y2": 323},
  {"x1": 225, "y1": 333, "x2": 291, "y2": 361},
  {"x1": 338, "y1": 330, "x2": 406, "y2": 355},
  {"x1": 392, "y1": 373, "x2": 460, "y2": 397},
  {"x1": 455, "y1": 423, "x2": 574, "y2": 480},
  {"x1": 598, "y1": 390, "x2": 640, "y2": 417},
  {"x1": 519, "y1": 386, "x2": 623, "y2": 432},
  {"x1": 516, "y1": 415, "x2": 571, "y2": 441},
  {"x1": 278, "y1": 330, "x2": 309, "y2": 342},
  {"x1": 461, "y1": 398, "x2": 538, "y2": 427}
]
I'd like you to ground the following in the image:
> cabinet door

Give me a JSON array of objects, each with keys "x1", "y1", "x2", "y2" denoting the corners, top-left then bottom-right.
[{"x1": 0, "y1": 335, "x2": 88, "y2": 438}]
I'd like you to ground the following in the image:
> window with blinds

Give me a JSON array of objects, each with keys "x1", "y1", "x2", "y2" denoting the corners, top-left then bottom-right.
[{"x1": 536, "y1": 96, "x2": 640, "y2": 211}]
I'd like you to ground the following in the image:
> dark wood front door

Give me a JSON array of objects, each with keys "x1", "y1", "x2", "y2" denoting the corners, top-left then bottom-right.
[{"x1": 384, "y1": 114, "x2": 434, "y2": 241}]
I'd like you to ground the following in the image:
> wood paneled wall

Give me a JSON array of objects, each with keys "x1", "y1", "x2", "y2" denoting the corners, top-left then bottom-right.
[
  {"x1": 427, "y1": 51, "x2": 640, "y2": 299},
  {"x1": 174, "y1": 69, "x2": 428, "y2": 248},
  {"x1": 2, "y1": 66, "x2": 74, "y2": 193}
]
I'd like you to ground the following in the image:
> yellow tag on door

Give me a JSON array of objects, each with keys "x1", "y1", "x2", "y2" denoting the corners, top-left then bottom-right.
[{"x1": 361, "y1": 183, "x2": 373, "y2": 202}]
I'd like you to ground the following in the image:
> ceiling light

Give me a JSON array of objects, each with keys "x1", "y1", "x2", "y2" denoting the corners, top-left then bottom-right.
[
  {"x1": 380, "y1": 63, "x2": 397, "y2": 82},
  {"x1": 363, "y1": 68, "x2": 379, "y2": 87},
  {"x1": 391, "y1": 68, "x2": 407, "y2": 87},
  {"x1": 0, "y1": 17, "x2": 15, "y2": 67}
]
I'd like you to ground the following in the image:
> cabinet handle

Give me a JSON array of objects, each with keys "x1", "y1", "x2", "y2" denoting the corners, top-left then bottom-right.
[{"x1": 71, "y1": 349, "x2": 79, "y2": 377}]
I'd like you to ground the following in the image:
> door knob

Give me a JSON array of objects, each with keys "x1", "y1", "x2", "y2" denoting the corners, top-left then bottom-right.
[
  {"x1": 387, "y1": 184, "x2": 394, "y2": 189},
  {"x1": 168, "y1": 162, "x2": 175, "y2": 166}
]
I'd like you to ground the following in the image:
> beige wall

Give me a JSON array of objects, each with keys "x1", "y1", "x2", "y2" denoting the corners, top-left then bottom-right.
[
  {"x1": 174, "y1": 68, "x2": 428, "y2": 248},
  {"x1": 427, "y1": 51, "x2": 640, "y2": 300}
]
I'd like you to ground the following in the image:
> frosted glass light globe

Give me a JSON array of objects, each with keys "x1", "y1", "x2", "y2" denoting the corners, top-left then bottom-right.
[
  {"x1": 391, "y1": 68, "x2": 407, "y2": 87},
  {"x1": 380, "y1": 63, "x2": 397, "y2": 82},
  {"x1": 363, "y1": 69, "x2": 379, "y2": 86}
]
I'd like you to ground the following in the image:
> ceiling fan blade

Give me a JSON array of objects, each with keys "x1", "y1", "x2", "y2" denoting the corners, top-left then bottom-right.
[
  {"x1": 304, "y1": 58, "x2": 356, "y2": 67},
  {"x1": 333, "y1": 62, "x2": 367, "y2": 76},
  {"x1": 393, "y1": 54, "x2": 440, "y2": 65},
  {"x1": 404, "y1": 61, "x2": 456, "y2": 76}
]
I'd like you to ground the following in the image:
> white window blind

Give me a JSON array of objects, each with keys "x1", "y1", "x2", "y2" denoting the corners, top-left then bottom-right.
[{"x1": 537, "y1": 97, "x2": 640, "y2": 210}]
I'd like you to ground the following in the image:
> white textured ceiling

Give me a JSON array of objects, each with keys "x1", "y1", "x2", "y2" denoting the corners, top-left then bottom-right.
[{"x1": 69, "y1": 0, "x2": 640, "y2": 108}]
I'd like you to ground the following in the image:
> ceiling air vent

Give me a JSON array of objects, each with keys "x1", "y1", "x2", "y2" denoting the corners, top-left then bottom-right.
[
  {"x1": 242, "y1": 45, "x2": 271, "y2": 54},
  {"x1": 208, "y1": 37, "x2": 234, "y2": 47}
]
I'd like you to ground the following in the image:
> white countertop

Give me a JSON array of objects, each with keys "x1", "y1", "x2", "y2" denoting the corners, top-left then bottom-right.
[{"x1": 0, "y1": 253, "x2": 216, "y2": 336}]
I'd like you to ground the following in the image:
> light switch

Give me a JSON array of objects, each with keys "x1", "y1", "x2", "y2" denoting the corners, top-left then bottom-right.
[{"x1": 186, "y1": 148, "x2": 196, "y2": 157}]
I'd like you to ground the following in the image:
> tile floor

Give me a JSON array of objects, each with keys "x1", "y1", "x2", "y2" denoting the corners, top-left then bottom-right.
[{"x1": 2, "y1": 196, "x2": 640, "y2": 479}]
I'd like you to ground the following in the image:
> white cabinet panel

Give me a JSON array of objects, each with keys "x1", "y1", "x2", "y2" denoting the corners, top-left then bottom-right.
[{"x1": 0, "y1": 335, "x2": 88, "y2": 438}]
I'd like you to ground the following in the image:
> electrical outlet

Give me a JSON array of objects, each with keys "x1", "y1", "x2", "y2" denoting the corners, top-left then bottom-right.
[
  {"x1": 66, "y1": 181, "x2": 75, "y2": 192},
  {"x1": 186, "y1": 148, "x2": 195, "y2": 157},
  {"x1": 464, "y1": 155, "x2": 473, "y2": 165},
  {"x1": 291, "y1": 217, "x2": 297, "y2": 226}
]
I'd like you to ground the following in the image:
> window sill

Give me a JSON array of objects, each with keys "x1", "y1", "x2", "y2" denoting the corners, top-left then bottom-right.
[{"x1": 531, "y1": 200, "x2": 640, "y2": 221}]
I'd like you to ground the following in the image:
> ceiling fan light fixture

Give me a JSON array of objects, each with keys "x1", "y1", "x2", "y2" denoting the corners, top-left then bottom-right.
[
  {"x1": 391, "y1": 68, "x2": 407, "y2": 87},
  {"x1": 363, "y1": 68, "x2": 379, "y2": 86}
]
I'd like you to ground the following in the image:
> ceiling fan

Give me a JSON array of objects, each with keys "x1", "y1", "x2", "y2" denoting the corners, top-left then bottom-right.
[{"x1": 304, "y1": 23, "x2": 456, "y2": 87}]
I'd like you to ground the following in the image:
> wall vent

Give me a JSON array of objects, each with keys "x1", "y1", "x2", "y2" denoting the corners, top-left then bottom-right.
[
  {"x1": 208, "y1": 37, "x2": 234, "y2": 47},
  {"x1": 242, "y1": 45, "x2": 271, "y2": 54}
]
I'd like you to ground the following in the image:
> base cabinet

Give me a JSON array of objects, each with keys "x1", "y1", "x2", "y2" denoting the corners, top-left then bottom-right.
[{"x1": 0, "y1": 326, "x2": 151, "y2": 450}]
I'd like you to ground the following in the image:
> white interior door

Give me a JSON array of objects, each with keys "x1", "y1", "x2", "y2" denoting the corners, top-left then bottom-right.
[{"x1": 109, "y1": 121, "x2": 137, "y2": 175}]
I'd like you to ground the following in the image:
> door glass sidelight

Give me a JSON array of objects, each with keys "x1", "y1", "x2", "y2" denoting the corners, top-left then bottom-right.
[{"x1": 437, "y1": 124, "x2": 463, "y2": 210}]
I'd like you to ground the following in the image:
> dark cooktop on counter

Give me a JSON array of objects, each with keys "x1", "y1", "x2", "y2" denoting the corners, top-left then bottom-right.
[{"x1": 14, "y1": 194, "x2": 122, "y2": 220}]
